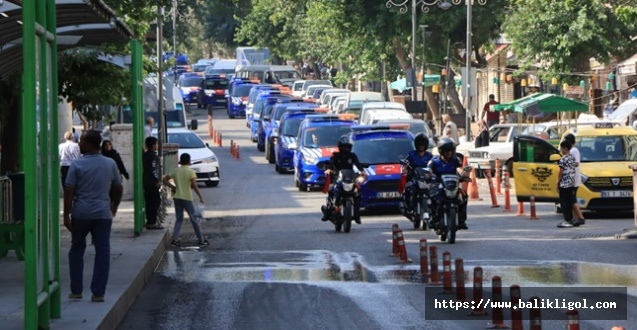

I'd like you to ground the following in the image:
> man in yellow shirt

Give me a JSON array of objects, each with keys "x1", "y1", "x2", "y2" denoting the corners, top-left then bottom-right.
[{"x1": 162, "y1": 153, "x2": 209, "y2": 246}]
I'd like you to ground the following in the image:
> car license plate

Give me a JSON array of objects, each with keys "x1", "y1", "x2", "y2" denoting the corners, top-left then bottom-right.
[
  {"x1": 601, "y1": 190, "x2": 632, "y2": 198},
  {"x1": 377, "y1": 191, "x2": 401, "y2": 199}
]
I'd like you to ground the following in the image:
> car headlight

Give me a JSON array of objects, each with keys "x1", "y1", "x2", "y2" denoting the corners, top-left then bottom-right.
[
  {"x1": 202, "y1": 155, "x2": 217, "y2": 163},
  {"x1": 580, "y1": 174, "x2": 588, "y2": 184},
  {"x1": 303, "y1": 154, "x2": 318, "y2": 165},
  {"x1": 205, "y1": 91, "x2": 213, "y2": 96}
]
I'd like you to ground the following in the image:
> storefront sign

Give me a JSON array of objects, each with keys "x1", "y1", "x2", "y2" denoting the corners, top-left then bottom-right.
[{"x1": 618, "y1": 62, "x2": 637, "y2": 76}]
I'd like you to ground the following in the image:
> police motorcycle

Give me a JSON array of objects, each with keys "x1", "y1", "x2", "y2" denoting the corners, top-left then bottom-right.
[
  {"x1": 399, "y1": 159, "x2": 437, "y2": 230},
  {"x1": 432, "y1": 164, "x2": 472, "y2": 244},
  {"x1": 319, "y1": 161, "x2": 367, "y2": 233}
]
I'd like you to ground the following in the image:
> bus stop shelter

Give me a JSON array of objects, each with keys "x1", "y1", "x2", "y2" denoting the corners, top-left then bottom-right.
[{"x1": 0, "y1": 1, "x2": 145, "y2": 328}]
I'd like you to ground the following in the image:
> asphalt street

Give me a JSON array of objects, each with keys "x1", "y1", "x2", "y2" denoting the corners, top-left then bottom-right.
[{"x1": 118, "y1": 106, "x2": 637, "y2": 330}]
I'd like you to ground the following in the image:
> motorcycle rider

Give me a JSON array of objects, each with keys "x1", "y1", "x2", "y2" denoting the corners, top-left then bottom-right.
[
  {"x1": 401, "y1": 133, "x2": 433, "y2": 216},
  {"x1": 428, "y1": 138, "x2": 469, "y2": 230},
  {"x1": 321, "y1": 135, "x2": 366, "y2": 224}
]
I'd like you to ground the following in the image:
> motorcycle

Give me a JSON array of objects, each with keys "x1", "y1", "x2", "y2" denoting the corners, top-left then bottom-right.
[
  {"x1": 433, "y1": 165, "x2": 473, "y2": 244},
  {"x1": 319, "y1": 162, "x2": 365, "y2": 233},
  {"x1": 399, "y1": 160, "x2": 437, "y2": 230}
]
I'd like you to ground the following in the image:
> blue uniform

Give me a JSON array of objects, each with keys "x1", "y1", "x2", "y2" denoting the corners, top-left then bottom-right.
[
  {"x1": 406, "y1": 150, "x2": 433, "y2": 168},
  {"x1": 428, "y1": 154, "x2": 461, "y2": 176}
]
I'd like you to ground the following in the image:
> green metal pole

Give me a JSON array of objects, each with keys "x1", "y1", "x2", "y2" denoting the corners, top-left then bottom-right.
[
  {"x1": 22, "y1": 0, "x2": 38, "y2": 328},
  {"x1": 47, "y1": 0, "x2": 61, "y2": 318},
  {"x1": 36, "y1": 0, "x2": 51, "y2": 326},
  {"x1": 132, "y1": 40, "x2": 144, "y2": 236}
]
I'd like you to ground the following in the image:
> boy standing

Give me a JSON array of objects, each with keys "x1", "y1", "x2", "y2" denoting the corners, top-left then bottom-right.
[{"x1": 557, "y1": 141, "x2": 577, "y2": 228}]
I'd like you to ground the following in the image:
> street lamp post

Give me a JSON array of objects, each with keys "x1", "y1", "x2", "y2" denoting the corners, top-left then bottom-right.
[{"x1": 386, "y1": 0, "x2": 487, "y2": 142}]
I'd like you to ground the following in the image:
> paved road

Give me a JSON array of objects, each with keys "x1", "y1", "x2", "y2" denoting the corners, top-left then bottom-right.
[{"x1": 118, "y1": 107, "x2": 637, "y2": 330}]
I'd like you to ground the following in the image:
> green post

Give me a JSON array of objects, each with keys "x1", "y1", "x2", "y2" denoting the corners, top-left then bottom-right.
[
  {"x1": 22, "y1": 0, "x2": 38, "y2": 328},
  {"x1": 132, "y1": 40, "x2": 145, "y2": 236},
  {"x1": 47, "y1": 0, "x2": 61, "y2": 318}
]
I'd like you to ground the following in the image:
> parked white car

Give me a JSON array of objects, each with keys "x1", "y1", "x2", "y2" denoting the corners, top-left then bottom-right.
[
  {"x1": 359, "y1": 102, "x2": 407, "y2": 123},
  {"x1": 359, "y1": 109, "x2": 412, "y2": 125},
  {"x1": 319, "y1": 88, "x2": 349, "y2": 108},
  {"x1": 291, "y1": 80, "x2": 306, "y2": 97}
]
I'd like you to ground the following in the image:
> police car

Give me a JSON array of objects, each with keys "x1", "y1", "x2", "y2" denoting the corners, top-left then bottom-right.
[
  {"x1": 265, "y1": 100, "x2": 317, "y2": 163},
  {"x1": 512, "y1": 122, "x2": 637, "y2": 211},
  {"x1": 226, "y1": 78, "x2": 259, "y2": 118},
  {"x1": 178, "y1": 73, "x2": 203, "y2": 107},
  {"x1": 253, "y1": 94, "x2": 292, "y2": 147},
  {"x1": 349, "y1": 124, "x2": 414, "y2": 209},
  {"x1": 246, "y1": 85, "x2": 279, "y2": 128},
  {"x1": 197, "y1": 75, "x2": 229, "y2": 109},
  {"x1": 274, "y1": 108, "x2": 318, "y2": 174},
  {"x1": 292, "y1": 114, "x2": 357, "y2": 191}
]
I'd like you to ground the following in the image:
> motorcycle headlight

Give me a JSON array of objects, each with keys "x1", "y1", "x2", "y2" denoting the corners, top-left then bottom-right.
[
  {"x1": 342, "y1": 182, "x2": 354, "y2": 192},
  {"x1": 418, "y1": 181, "x2": 428, "y2": 189},
  {"x1": 445, "y1": 188, "x2": 458, "y2": 199},
  {"x1": 303, "y1": 154, "x2": 318, "y2": 165},
  {"x1": 355, "y1": 176, "x2": 366, "y2": 184},
  {"x1": 580, "y1": 174, "x2": 588, "y2": 184}
]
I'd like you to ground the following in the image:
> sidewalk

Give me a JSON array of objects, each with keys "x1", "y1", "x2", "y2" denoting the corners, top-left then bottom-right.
[{"x1": 0, "y1": 200, "x2": 172, "y2": 330}]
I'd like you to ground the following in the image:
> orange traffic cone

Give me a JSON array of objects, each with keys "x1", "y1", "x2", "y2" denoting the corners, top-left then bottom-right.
[
  {"x1": 468, "y1": 166, "x2": 481, "y2": 200},
  {"x1": 230, "y1": 140, "x2": 235, "y2": 157},
  {"x1": 529, "y1": 195, "x2": 539, "y2": 220}
]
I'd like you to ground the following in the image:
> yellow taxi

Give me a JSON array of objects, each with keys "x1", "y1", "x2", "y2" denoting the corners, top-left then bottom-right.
[{"x1": 512, "y1": 122, "x2": 637, "y2": 211}]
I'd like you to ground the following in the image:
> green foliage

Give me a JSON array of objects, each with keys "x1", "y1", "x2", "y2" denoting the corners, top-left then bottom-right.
[
  {"x1": 503, "y1": 0, "x2": 637, "y2": 83},
  {"x1": 57, "y1": 50, "x2": 131, "y2": 123}
]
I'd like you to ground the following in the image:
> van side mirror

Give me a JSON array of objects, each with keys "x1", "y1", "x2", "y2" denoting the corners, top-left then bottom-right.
[
  {"x1": 191, "y1": 119, "x2": 198, "y2": 130},
  {"x1": 549, "y1": 154, "x2": 561, "y2": 162}
]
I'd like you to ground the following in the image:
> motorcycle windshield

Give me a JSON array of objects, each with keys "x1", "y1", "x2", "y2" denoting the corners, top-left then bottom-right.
[
  {"x1": 413, "y1": 167, "x2": 432, "y2": 180},
  {"x1": 339, "y1": 169, "x2": 355, "y2": 183}
]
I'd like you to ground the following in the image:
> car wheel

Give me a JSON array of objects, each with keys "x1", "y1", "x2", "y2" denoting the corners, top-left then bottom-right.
[
  {"x1": 298, "y1": 182, "x2": 308, "y2": 192},
  {"x1": 205, "y1": 181, "x2": 219, "y2": 187},
  {"x1": 257, "y1": 142, "x2": 265, "y2": 152},
  {"x1": 268, "y1": 144, "x2": 275, "y2": 164}
]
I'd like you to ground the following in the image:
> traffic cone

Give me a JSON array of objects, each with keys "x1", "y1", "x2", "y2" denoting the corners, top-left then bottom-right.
[
  {"x1": 510, "y1": 285, "x2": 523, "y2": 330},
  {"x1": 218, "y1": 132, "x2": 223, "y2": 147},
  {"x1": 516, "y1": 201, "x2": 525, "y2": 216},
  {"x1": 495, "y1": 159, "x2": 502, "y2": 195},
  {"x1": 529, "y1": 296, "x2": 542, "y2": 330},
  {"x1": 529, "y1": 195, "x2": 539, "y2": 220},
  {"x1": 487, "y1": 276, "x2": 508, "y2": 329},
  {"x1": 468, "y1": 166, "x2": 481, "y2": 200},
  {"x1": 454, "y1": 258, "x2": 466, "y2": 302},
  {"x1": 485, "y1": 170, "x2": 500, "y2": 208},
  {"x1": 235, "y1": 145, "x2": 241, "y2": 160},
  {"x1": 391, "y1": 224, "x2": 400, "y2": 257},
  {"x1": 419, "y1": 239, "x2": 429, "y2": 280},
  {"x1": 503, "y1": 171, "x2": 512, "y2": 212},
  {"x1": 442, "y1": 251, "x2": 453, "y2": 294},
  {"x1": 230, "y1": 140, "x2": 235, "y2": 157},
  {"x1": 396, "y1": 229, "x2": 412, "y2": 263},
  {"x1": 469, "y1": 266, "x2": 487, "y2": 316},
  {"x1": 461, "y1": 156, "x2": 469, "y2": 193},
  {"x1": 566, "y1": 310, "x2": 579, "y2": 330},
  {"x1": 429, "y1": 246, "x2": 441, "y2": 285}
]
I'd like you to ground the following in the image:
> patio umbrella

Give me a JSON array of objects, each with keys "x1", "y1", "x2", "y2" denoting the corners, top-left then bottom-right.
[{"x1": 493, "y1": 92, "x2": 588, "y2": 115}]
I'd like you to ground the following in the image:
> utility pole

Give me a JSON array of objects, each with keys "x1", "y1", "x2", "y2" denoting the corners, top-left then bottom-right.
[
  {"x1": 442, "y1": 38, "x2": 451, "y2": 134},
  {"x1": 172, "y1": 0, "x2": 177, "y2": 84},
  {"x1": 156, "y1": 5, "x2": 165, "y2": 176},
  {"x1": 420, "y1": 24, "x2": 428, "y2": 120},
  {"x1": 410, "y1": 0, "x2": 417, "y2": 102},
  {"x1": 465, "y1": 0, "x2": 473, "y2": 142}
]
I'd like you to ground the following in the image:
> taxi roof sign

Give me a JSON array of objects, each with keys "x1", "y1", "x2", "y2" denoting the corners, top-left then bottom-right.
[{"x1": 594, "y1": 122, "x2": 614, "y2": 129}]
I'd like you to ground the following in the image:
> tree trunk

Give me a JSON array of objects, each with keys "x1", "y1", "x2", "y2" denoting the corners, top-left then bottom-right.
[{"x1": 75, "y1": 109, "x2": 88, "y2": 131}]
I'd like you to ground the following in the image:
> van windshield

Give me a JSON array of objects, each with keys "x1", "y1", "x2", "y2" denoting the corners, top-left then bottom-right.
[{"x1": 608, "y1": 102, "x2": 637, "y2": 121}]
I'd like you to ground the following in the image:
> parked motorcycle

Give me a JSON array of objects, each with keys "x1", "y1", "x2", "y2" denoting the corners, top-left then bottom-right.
[
  {"x1": 433, "y1": 165, "x2": 472, "y2": 244},
  {"x1": 399, "y1": 160, "x2": 437, "y2": 230},
  {"x1": 319, "y1": 162, "x2": 365, "y2": 233}
]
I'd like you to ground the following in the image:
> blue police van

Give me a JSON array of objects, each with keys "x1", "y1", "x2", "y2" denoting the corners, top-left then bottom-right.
[
  {"x1": 253, "y1": 94, "x2": 291, "y2": 147},
  {"x1": 348, "y1": 124, "x2": 414, "y2": 209},
  {"x1": 293, "y1": 114, "x2": 357, "y2": 191},
  {"x1": 197, "y1": 75, "x2": 229, "y2": 110},
  {"x1": 226, "y1": 78, "x2": 259, "y2": 118},
  {"x1": 273, "y1": 108, "x2": 317, "y2": 174},
  {"x1": 178, "y1": 73, "x2": 203, "y2": 107},
  {"x1": 264, "y1": 100, "x2": 317, "y2": 163}
]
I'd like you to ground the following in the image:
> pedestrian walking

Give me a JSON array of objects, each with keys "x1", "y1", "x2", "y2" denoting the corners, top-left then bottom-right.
[
  {"x1": 63, "y1": 130, "x2": 122, "y2": 302},
  {"x1": 59, "y1": 131, "x2": 81, "y2": 187},
  {"x1": 474, "y1": 119, "x2": 490, "y2": 148},
  {"x1": 143, "y1": 136, "x2": 163, "y2": 229},
  {"x1": 101, "y1": 140, "x2": 129, "y2": 180},
  {"x1": 556, "y1": 140, "x2": 577, "y2": 228},
  {"x1": 144, "y1": 116, "x2": 154, "y2": 139},
  {"x1": 564, "y1": 133, "x2": 585, "y2": 226},
  {"x1": 163, "y1": 153, "x2": 209, "y2": 246},
  {"x1": 442, "y1": 114, "x2": 459, "y2": 145},
  {"x1": 481, "y1": 94, "x2": 500, "y2": 128}
]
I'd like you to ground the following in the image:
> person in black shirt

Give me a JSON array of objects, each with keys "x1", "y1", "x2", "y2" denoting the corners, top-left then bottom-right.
[
  {"x1": 321, "y1": 136, "x2": 366, "y2": 223},
  {"x1": 142, "y1": 137, "x2": 163, "y2": 229},
  {"x1": 101, "y1": 140, "x2": 129, "y2": 180}
]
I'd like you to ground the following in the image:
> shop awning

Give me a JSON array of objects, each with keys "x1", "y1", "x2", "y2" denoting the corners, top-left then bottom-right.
[
  {"x1": 389, "y1": 75, "x2": 441, "y2": 92},
  {"x1": 493, "y1": 93, "x2": 588, "y2": 115}
]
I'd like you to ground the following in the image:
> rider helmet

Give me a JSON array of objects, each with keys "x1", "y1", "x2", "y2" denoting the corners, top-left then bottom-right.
[
  {"x1": 437, "y1": 137, "x2": 456, "y2": 156},
  {"x1": 414, "y1": 133, "x2": 429, "y2": 150},
  {"x1": 337, "y1": 135, "x2": 352, "y2": 154}
]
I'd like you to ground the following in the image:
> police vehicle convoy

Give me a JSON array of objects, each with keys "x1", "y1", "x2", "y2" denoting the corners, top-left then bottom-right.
[
  {"x1": 265, "y1": 101, "x2": 318, "y2": 163},
  {"x1": 197, "y1": 75, "x2": 229, "y2": 110},
  {"x1": 274, "y1": 108, "x2": 319, "y2": 174},
  {"x1": 226, "y1": 78, "x2": 259, "y2": 118},
  {"x1": 293, "y1": 114, "x2": 357, "y2": 191},
  {"x1": 253, "y1": 94, "x2": 292, "y2": 147}
]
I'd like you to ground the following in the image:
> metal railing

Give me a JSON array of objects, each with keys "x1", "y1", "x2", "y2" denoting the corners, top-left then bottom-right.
[{"x1": 0, "y1": 176, "x2": 13, "y2": 224}]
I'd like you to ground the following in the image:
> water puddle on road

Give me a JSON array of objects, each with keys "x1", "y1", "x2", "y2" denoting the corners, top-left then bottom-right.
[{"x1": 159, "y1": 250, "x2": 637, "y2": 289}]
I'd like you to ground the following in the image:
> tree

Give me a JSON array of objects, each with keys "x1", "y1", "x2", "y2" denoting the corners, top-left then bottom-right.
[
  {"x1": 503, "y1": 0, "x2": 637, "y2": 82},
  {"x1": 57, "y1": 50, "x2": 131, "y2": 130}
]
